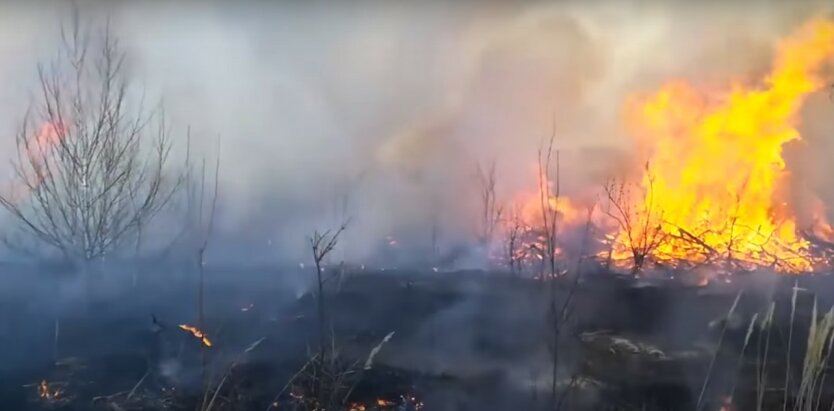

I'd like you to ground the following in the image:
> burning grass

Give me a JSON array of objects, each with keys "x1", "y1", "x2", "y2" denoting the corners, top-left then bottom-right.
[
  {"x1": 499, "y1": 18, "x2": 834, "y2": 276},
  {"x1": 179, "y1": 324, "x2": 213, "y2": 348}
]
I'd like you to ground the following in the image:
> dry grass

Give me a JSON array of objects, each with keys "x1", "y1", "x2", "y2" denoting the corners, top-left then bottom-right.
[
  {"x1": 698, "y1": 285, "x2": 834, "y2": 411},
  {"x1": 704, "y1": 287, "x2": 834, "y2": 411},
  {"x1": 756, "y1": 302, "x2": 776, "y2": 411},
  {"x1": 795, "y1": 300, "x2": 834, "y2": 411},
  {"x1": 697, "y1": 290, "x2": 742, "y2": 411}
]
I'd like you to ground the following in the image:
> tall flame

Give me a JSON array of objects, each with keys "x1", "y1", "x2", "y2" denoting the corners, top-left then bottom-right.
[{"x1": 610, "y1": 18, "x2": 834, "y2": 271}]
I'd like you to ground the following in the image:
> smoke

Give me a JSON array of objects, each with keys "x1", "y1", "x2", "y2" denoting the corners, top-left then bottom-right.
[{"x1": 0, "y1": 0, "x2": 830, "y2": 263}]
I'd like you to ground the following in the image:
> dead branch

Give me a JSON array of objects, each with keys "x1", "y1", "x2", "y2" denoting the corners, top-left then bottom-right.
[
  {"x1": 537, "y1": 130, "x2": 564, "y2": 409},
  {"x1": 504, "y1": 204, "x2": 526, "y2": 276},
  {"x1": 476, "y1": 159, "x2": 504, "y2": 247},
  {"x1": 602, "y1": 168, "x2": 667, "y2": 274},
  {"x1": 309, "y1": 220, "x2": 349, "y2": 404}
]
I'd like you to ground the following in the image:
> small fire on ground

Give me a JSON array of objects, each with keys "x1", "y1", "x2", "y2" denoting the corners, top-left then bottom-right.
[
  {"x1": 38, "y1": 379, "x2": 61, "y2": 400},
  {"x1": 272, "y1": 394, "x2": 423, "y2": 410},
  {"x1": 347, "y1": 395, "x2": 424, "y2": 411},
  {"x1": 178, "y1": 324, "x2": 213, "y2": 347}
]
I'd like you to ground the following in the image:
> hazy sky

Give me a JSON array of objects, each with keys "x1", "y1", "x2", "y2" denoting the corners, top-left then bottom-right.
[{"x1": 0, "y1": 1, "x2": 830, "y2": 262}]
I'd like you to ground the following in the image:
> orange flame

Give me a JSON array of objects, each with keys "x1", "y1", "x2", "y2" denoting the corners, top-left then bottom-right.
[
  {"x1": 6, "y1": 121, "x2": 68, "y2": 203},
  {"x1": 178, "y1": 324, "x2": 213, "y2": 347},
  {"x1": 500, "y1": 169, "x2": 594, "y2": 266},
  {"x1": 27, "y1": 121, "x2": 66, "y2": 175},
  {"x1": 608, "y1": 18, "x2": 834, "y2": 272},
  {"x1": 38, "y1": 380, "x2": 60, "y2": 400}
]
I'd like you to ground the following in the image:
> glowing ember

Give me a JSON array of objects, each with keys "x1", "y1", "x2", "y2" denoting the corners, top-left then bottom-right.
[
  {"x1": 719, "y1": 396, "x2": 736, "y2": 411},
  {"x1": 178, "y1": 324, "x2": 213, "y2": 347},
  {"x1": 607, "y1": 18, "x2": 834, "y2": 272},
  {"x1": 38, "y1": 379, "x2": 60, "y2": 400}
]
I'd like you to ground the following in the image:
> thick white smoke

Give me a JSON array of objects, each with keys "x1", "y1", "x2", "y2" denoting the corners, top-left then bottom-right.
[{"x1": 0, "y1": 0, "x2": 829, "y2": 263}]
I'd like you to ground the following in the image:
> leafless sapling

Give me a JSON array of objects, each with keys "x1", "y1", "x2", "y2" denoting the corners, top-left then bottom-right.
[
  {"x1": 602, "y1": 166, "x2": 667, "y2": 274},
  {"x1": 504, "y1": 204, "x2": 526, "y2": 276},
  {"x1": 537, "y1": 133, "x2": 564, "y2": 408},
  {"x1": 180, "y1": 133, "x2": 221, "y2": 399},
  {"x1": 309, "y1": 223, "x2": 348, "y2": 364},
  {"x1": 0, "y1": 15, "x2": 181, "y2": 265},
  {"x1": 306, "y1": 221, "x2": 353, "y2": 408},
  {"x1": 476, "y1": 159, "x2": 504, "y2": 247}
]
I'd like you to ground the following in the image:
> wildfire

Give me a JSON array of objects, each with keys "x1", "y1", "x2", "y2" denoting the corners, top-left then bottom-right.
[
  {"x1": 606, "y1": 18, "x2": 834, "y2": 272},
  {"x1": 178, "y1": 324, "x2": 213, "y2": 347},
  {"x1": 501, "y1": 170, "x2": 596, "y2": 268},
  {"x1": 498, "y1": 18, "x2": 834, "y2": 275}
]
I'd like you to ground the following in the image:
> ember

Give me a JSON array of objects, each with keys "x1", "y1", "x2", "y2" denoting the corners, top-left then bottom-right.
[
  {"x1": 719, "y1": 396, "x2": 735, "y2": 411},
  {"x1": 178, "y1": 324, "x2": 212, "y2": 347},
  {"x1": 376, "y1": 398, "x2": 395, "y2": 406},
  {"x1": 38, "y1": 379, "x2": 61, "y2": 400}
]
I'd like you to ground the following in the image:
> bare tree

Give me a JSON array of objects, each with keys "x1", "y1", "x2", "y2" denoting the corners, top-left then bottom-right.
[
  {"x1": 178, "y1": 132, "x2": 221, "y2": 404},
  {"x1": 309, "y1": 224, "x2": 348, "y2": 355},
  {"x1": 504, "y1": 204, "x2": 526, "y2": 276},
  {"x1": 536, "y1": 135, "x2": 595, "y2": 410},
  {"x1": 553, "y1": 202, "x2": 597, "y2": 410},
  {"x1": 193, "y1": 146, "x2": 221, "y2": 341},
  {"x1": 0, "y1": 16, "x2": 180, "y2": 263},
  {"x1": 538, "y1": 138, "x2": 560, "y2": 281},
  {"x1": 537, "y1": 133, "x2": 564, "y2": 409},
  {"x1": 308, "y1": 221, "x2": 348, "y2": 406},
  {"x1": 476, "y1": 159, "x2": 504, "y2": 247},
  {"x1": 602, "y1": 165, "x2": 667, "y2": 274}
]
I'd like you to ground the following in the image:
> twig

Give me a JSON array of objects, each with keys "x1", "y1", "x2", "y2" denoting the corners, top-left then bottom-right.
[
  {"x1": 697, "y1": 291, "x2": 743, "y2": 411},
  {"x1": 127, "y1": 368, "x2": 150, "y2": 399},
  {"x1": 53, "y1": 318, "x2": 60, "y2": 364},
  {"x1": 202, "y1": 337, "x2": 265, "y2": 411},
  {"x1": 785, "y1": 281, "x2": 800, "y2": 411},
  {"x1": 341, "y1": 331, "x2": 396, "y2": 404},
  {"x1": 264, "y1": 355, "x2": 316, "y2": 411}
]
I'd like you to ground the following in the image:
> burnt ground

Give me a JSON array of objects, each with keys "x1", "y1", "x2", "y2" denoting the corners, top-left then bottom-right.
[{"x1": 0, "y1": 263, "x2": 833, "y2": 411}]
